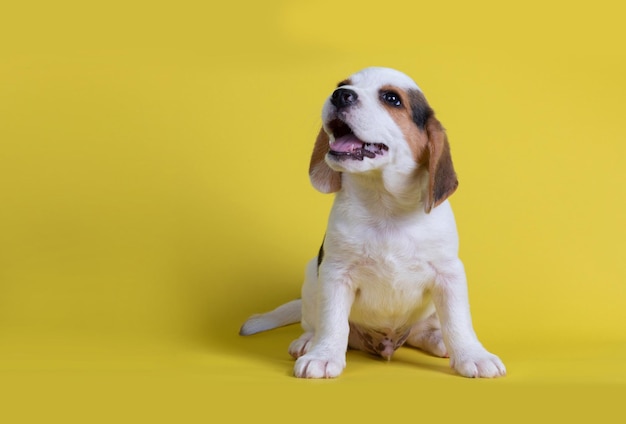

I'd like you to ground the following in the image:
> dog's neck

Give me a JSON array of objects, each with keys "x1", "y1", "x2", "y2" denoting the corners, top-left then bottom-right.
[{"x1": 338, "y1": 168, "x2": 429, "y2": 217}]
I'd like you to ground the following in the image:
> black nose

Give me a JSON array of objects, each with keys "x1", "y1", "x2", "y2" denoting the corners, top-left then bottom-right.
[{"x1": 331, "y1": 88, "x2": 358, "y2": 109}]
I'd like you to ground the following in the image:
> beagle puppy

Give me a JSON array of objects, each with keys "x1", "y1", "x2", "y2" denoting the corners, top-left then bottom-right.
[{"x1": 240, "y1": 67, "x2": 506, "y2": 379}]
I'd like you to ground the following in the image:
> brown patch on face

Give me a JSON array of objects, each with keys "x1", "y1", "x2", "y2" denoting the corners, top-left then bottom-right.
[
  {"x1": 379, "y1": 86, "x2": 458, "y2": 212},
  {"x1": 379, "y1": 85, "x2": 430, "y2": 162},
  {"x1": 336, "y1": 78, "x2": 351, "y2": 88}
]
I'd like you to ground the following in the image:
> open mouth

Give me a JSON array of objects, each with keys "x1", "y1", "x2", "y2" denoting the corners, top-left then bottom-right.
[{"x1": 327, "y1": 119, "x2": 388, "y2": 161}]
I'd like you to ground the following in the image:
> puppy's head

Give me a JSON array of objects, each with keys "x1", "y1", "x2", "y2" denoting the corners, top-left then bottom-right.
[{"x1": 309, "y1": 67, "x2": 458, "y2": 213}]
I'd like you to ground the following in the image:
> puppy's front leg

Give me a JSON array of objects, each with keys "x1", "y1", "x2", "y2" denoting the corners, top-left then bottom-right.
[
  {"x1": 432, "y1": 259, "x2": 506, "y2": 378},
  {"x1": 294, "y1": 273, "x2": 354, "y2": 379}
]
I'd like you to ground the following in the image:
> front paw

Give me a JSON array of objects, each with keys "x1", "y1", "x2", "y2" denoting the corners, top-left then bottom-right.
[
  {"x1": 450, "y1": 348, "x2": 506, "y2": 378},
  {"x1": 294, "y1": 353, "x2": 346, "y2": 378}
]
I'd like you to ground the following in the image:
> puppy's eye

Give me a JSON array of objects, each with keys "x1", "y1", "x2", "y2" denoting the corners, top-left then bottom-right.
[{"x1": 381, "y1": 91, "x2": 402, "y2": 107}]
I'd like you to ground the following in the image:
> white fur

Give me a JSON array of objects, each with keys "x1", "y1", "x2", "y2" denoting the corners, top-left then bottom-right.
[{"x1": 240, "y1": 67, "x2": 505, "y2": 379}]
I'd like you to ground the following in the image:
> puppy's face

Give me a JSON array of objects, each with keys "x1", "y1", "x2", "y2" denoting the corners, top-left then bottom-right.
[
  {"x1": 309, "y1": 67, "x2": 458, "y2": 212},
  {"x1": 321, "y1": 67, "x2": 431, "y2": 175}
]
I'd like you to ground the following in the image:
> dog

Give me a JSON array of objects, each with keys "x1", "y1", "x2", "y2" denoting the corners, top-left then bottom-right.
[{"x1": 240, "y1": 67, "x2": 506, "y2": 379}]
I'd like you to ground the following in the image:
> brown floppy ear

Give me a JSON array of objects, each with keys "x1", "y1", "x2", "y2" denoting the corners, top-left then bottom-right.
[
  {"x1": 424, "y1": 115, "x2": 458, "y2": 213},
  {"x1": 309, "y1": 127, "x2": 341, "y2": 193}
]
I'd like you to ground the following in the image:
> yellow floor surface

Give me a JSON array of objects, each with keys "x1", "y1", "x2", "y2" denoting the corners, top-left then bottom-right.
[{"x1": 2, "y1": 1, "x2": 626, "y2": 422}]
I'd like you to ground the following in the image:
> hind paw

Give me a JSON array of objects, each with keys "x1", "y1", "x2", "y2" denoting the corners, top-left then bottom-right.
[
  {"x1": 406, "y1": 328, "x2": 448, "y2": 358},
  {"x1": 288, "y1": 332, "x2": 313, "y2": 359}
]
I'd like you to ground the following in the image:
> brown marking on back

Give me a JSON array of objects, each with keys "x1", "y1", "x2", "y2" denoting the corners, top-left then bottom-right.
[{"x1": 316, "y1": 237, "x2": 325, "y2": 268}]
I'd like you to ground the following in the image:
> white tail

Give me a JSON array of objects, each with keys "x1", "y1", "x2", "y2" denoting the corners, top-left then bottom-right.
[{"x1": 239, "y1": 299, "x2": 302, "y2": 336}]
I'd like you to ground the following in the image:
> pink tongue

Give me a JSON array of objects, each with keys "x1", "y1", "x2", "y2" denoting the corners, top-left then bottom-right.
[{"x1": 330, "y1": 134, "x2": 364, "y2": 152}]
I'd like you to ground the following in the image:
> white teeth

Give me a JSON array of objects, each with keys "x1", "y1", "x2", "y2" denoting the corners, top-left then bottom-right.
[{"x1": 364, "y1": 143, "x2": 377, "y2": 152}]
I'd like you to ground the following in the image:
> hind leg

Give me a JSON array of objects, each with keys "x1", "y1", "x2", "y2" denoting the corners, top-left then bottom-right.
[
  {"x1": 288, "y1": 259, "x2": 318, "y2": 359},
  {"x1": 405, "y1": 311, "x2": 449, "y2": 358}
]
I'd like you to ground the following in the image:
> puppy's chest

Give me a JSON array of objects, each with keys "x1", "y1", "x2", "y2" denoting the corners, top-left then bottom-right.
[
  {"x1": 333, "y1": 229, "x2": 436, "y2": 331},
  {"x1": 330, "y1": 225, "x2": 436, "y2": 298},
  {"x1": 340, "y1": 217, "x2": 425, "y2": 258}
]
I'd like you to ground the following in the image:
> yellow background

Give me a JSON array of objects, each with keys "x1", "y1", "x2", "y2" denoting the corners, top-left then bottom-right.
[{"x1": 1, "y1": 0, "x2": 625, "y2": 421}]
